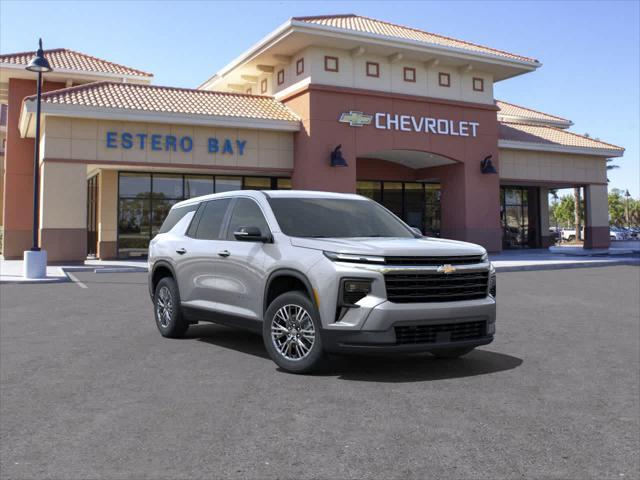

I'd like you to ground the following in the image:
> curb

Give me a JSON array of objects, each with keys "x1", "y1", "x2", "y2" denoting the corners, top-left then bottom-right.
[{"x1": 494, "y1": 259, "x2": 640, "y2": 273}]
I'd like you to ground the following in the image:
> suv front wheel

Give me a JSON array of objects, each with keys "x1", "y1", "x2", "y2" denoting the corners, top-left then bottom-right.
[{"x1": 263, "y1": 291, "x2": 325, "y2": 374}]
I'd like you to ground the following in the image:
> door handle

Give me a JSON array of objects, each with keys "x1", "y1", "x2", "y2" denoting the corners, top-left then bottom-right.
[
  {"x1": 218, "y1": 250, "x2": 231, "y2": 257},
  {"x1": 176, "y1": 248, "x2": 187, "y2": 255}
]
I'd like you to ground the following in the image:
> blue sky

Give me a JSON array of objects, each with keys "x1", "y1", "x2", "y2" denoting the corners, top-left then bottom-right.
[{"x1": 1, "y1": 0, "x2": 638, "y2": 197}]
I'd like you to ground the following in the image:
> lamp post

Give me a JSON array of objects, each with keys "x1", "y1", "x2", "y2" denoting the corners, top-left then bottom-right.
[
  {"x1": 23, "y1": 39, "x2": 52, "y2": 279},
  {"x1": 624, "y1": 189, "x2": 631, "y2": 229}
]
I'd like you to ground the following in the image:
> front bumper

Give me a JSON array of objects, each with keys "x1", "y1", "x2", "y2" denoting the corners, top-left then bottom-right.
[{"x1": 321, "y1": 297, "x2": 496, "y2": 354}]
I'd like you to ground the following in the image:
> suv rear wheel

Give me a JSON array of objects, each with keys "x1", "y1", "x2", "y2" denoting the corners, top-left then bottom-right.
[
  {"x1": 263, "y1": 291, "x2": 325, "y2": 373},
  {"x1": 154, "y1": 277, "x2": 189, "y2": 338}
]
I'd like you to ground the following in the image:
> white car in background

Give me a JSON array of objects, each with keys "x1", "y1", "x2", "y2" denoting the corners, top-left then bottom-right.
[{"x1": 610, "y1": 228, "x2": 628, "y2": 241}]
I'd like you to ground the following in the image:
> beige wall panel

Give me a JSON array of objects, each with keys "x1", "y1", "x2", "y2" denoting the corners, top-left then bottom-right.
[
  {"x1": 44, "y1": 137, "x2": 71, "y2": 158},
  {"x1": 258, "y1": 131, "x2": 280, "y2": 150},
  {"x1": 98, "y1": 170, "x2": 118, "y2": 243},
  {"x1": 45, "y1": 117, "x2": 72, "y2": 138},
  {"x1": 39, "y1": 162, "x2": 86, "y2": 229},
  {"x1": 585, "y1": 184, "x2": 609, "y2": 227},
  {"x1": 71, "y1": 138, "x2": 98, "y2": 161},
  {"x1": 241, "y1": 148, "x2": 259, "y2": 167},
  {"x1": 71, "y1": 119, "x2": 98, "y2": 139}
]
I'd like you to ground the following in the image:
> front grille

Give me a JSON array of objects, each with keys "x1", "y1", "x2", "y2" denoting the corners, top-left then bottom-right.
[
  {"x1": 384, "y1": 255, "x2": 484, "y2": 266},
  {"x1": 395, "y1": 321, "x2": 487, "y2": 345},
  {"x1": 384, "y1": 271, "x2": 489, "y2": 303}
]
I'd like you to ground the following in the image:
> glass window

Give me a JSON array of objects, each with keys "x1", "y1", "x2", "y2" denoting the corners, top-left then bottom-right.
[
  {"x1": 215, "y1": 176, "x2": 241, "y2": 193},
  {"x1": 226, "y1": 198, "x2": 270, "y2": 240},
  {"x1": 404, "y1": 183, "x2": 424, "y2": 231},
  {"x1": 244, "y1": 177, "x2": 271, "y2": 190},
  {"x1": 157, "y1": 203, "x2": 198, "y2": 235},
  {"x1": 118, "y1": 198, "x2": 151, "y2": 257},
  {"x1": 194, "y1": 199, "x2": 231, "y2": 240},
  {"x1": 269, "y1": 198, "x2": 414, "y2": 238},
  {"x1": 152, "y1": 174, "x2": 183, "y2": 199},
  {"x1": 424, "y1": 184, "x2": 441, "y2": 237},
  {"x1": 119, "y1": 173, "x2": 151, "y2": 197},
  {"x1": 356, "y1": 181, "x2": 382, "y2": 203},
  {"x1": 382, "y1": 182, "x2": 403, "y2": 217},
  {"x1": 276, "y1": 178, "x2": 292, "y2": 190},
  {"x1": 185, "y1": 175, "x2": 214, "y2": 198}
]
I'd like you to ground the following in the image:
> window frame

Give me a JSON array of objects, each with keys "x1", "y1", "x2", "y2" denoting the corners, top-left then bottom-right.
[
  {"x1": 324, "y1": 55, "x2": 339, "y2": 72},
  {"x1": 191, "y1": 198, "x2": 233, "y2": 241},
  {"x1": 438, "y1": 72, "x2": 451, "y2": 87},
  {"x1": 260, "y1": 78, "x2": 268, "y2": 94},
  {"x1": 277, "y1": 69, "x2": 284, "y2": 85},
  {"x1": 223, "y1": 197, "x2": 273, "y2": 241},
  {"x1": 366, "y1": 61, "x2": 380, "y2": 78},
  {"x1": 296, "y1": 58, "x2": 304, "y2": 75},
  {"x1": 472, "y1": 77, "x2": 484, "y2": 92},
  {"x1": 403, "y1": 67, "x2": 416, "y2": 83}
]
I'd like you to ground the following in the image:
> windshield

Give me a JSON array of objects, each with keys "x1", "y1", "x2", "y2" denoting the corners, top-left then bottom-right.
[{"x1": 269, "y1": 197, "x2": 415, "y2": 238}]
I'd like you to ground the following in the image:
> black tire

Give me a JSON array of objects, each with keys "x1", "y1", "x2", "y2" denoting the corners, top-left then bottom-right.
[
  {"x1": 153, "y1": 276, "x2": 189, "y2": 338},
  {"x1": 431, "y1": 346, "x2": 475, "y2": 359},
  {"x1": 263, "y1": 291, "x2": 325, "y2": 374},
  {"x1": 567, "y1": 235, "x2": 575, "y2": 242}
]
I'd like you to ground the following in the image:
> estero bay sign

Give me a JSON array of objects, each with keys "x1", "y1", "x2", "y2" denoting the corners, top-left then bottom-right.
[
  {"x1": 339, "y1": 111, "x2": 480, "y2": 137},
  {"x1": 105, "y1": 131, "x2": 248, "y2": 155}
]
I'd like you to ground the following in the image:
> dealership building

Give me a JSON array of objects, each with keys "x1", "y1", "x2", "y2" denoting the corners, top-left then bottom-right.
[{"x1": 0, "y1": 14, "x2": 624, "y2": 261}]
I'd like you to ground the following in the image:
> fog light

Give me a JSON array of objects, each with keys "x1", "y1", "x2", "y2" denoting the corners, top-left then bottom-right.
[{"x1": 341, "y1": 279, "x2": 372, "y2": 306}]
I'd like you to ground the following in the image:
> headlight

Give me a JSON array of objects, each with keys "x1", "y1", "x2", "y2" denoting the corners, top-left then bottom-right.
[
  {"x1": 489, "y1": 272, "x2": 497, "y2": 297},
  {"x1": 324, "y1": 251, "x2": 385, "y2": 264},
  {"x1": 340, "y1": 278, "x2": 372, "y2": 306},
  {"x1": 481, "y1": 252, "x2": 489, "y2": 262}
]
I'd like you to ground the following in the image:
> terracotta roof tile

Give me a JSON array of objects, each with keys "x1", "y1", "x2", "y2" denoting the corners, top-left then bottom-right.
[
  {"x1": 0, "y1": 48, "x2": 152, "y2": 78},
  {"x1": 496, "y1": 100, "x2": 571, "y2": 126},
  {"x1": 27, "y1": 82, "x2": 299, "y2": 122},
  {"x1": 499, "y1": 122, "x2": 623, "y2": 153},
  {"x1": 293, "y1": 14, "x2": 538, "y2": 64}
]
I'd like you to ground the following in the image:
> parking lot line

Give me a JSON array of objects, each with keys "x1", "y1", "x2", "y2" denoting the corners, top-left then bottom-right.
[{"x1": 66, "y1": 272, "x2": 88, "y2": 289}]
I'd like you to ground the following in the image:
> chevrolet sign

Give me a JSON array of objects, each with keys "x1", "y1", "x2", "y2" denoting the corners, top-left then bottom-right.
[
  {"x1": 437, "y1": 264, "x2": 457, "y2": 274},
  {"x1": 338, "y1": 111, "x2": 373, "y2": 127}
]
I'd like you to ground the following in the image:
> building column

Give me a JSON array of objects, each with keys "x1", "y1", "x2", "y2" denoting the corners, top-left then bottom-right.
[
  {"x1": 98, "y1": 170, "x2": 118, "y2": 259},
  {"x1": 539, "y1": 187, "x2": 553, "y2": 247},
  {"x1": 39, "y1": 161, "x2": 87, "y2": 262},
  {"x1": 584, "y1": 184, "x2": 610, "y2": 249},
  {"x1": 427, "y1": 161, "x2": 502, "y2": 252}
]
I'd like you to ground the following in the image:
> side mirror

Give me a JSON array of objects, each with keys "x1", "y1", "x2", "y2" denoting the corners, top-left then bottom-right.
[
  {"x1": 233, "y1": 226, "x2": 270, "y2": 242},
  {"x1": 410, "y1": 227, "x2": 423, "y2": 237}
]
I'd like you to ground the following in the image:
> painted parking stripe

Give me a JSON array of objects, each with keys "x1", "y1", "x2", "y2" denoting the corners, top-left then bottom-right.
[{"x1": 66, "y1": 272, "x2": 88, "y2": 289}]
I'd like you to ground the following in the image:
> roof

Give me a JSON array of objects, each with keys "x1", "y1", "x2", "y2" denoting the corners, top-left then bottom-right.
[
  {"x1": 497, "y1": 100, "x2": 572, "y2": 128},
  {"x1": 293, "y1": 14, "x2": 539, "y2": 64},
  {"x1": 23, "y1": 81, "x2": 299, "y2": 122},
  {"x1": 499, "y1": 122, "x2": 624, "y2": 156},
  {"x1": 0, "y1": 48, "x2": 152, "y2": 78}
]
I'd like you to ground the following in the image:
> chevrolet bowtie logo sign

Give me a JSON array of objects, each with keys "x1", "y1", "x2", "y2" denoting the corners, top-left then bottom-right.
[
  {"x1": 338, "y1": 111, "x2": 373, "y2": 127},
  {"x1": 437, "y1": 264, "x2": 457, "y2": 274}
]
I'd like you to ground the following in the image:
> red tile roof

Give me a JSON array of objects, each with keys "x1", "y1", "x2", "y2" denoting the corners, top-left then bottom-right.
[
  {"x1": 497, "y1": 100, "x2": 571, "y2": 127},
  {"x1": 26, "y1": 81, "x2": 299, "y2": 122},
  {"x1": 499, "y1": 122, "x2": 624, "y2": 154},
  {"x1": 293, "y1": 14, "x2": 539, "y2": 64},
  {"x1": 0, "y1": 48, "x2": 152, "y2": 78}
]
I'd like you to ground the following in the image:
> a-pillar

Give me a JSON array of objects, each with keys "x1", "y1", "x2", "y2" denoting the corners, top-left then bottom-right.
[
  {"x1": 39, "y1": 161, "x2": 87, "y2": 262},
  {"x1": 584, "y1": 184, "x2": 610, "y2": 249},
  {"x1": 98, "y1": 170, "x2": 118, "y2": 259},
  {"x1": 539, "y1": 187, "x2": 553, "y2": 247}
]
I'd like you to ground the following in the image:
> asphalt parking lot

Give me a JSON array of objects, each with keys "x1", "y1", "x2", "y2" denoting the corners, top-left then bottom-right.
[{"x1": 1, "y1": 266, "x2": 639, "y2": 479}]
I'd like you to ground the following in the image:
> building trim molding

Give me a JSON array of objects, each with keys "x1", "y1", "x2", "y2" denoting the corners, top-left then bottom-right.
[{"x1": 498, "y1": 140, "x2": 623, "y2": 158}]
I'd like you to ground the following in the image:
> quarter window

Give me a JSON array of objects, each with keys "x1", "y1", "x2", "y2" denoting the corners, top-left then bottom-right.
[
  {"x1": 193, "y1": 199, "x2": 231, "y2": 240},
  {"x1": 226, "y1": 198, "x2": 270, "y2": 240}
]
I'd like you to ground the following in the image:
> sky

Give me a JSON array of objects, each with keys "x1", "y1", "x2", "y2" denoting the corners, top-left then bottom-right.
[{"x1": 1, "y1": 0, "x2": 638, "y2": 197}]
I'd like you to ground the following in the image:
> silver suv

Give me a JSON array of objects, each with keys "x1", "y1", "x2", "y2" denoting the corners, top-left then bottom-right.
[{"x1": 148, "y1": 190, "x2": 496, "y2": 373}]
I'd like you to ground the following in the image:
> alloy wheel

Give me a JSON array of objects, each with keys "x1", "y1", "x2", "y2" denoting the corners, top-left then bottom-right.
[
  {"x1": 271, "y1": 304, "x2": 315, "y2": 361},
  {"x1": 156, "y1": 286, "x2": 173, "y2": 328}
]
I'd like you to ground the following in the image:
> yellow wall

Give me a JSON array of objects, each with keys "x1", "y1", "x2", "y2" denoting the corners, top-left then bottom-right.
[
  {"x1": 39, "y1": 161, "x2": 86, "y2": 229},
  {"x1": 42, "y1": 117, "x2": 294, "y2": 170},
  {"x1": 499, "y1": 149, "x2": 607, "y2": 184}
]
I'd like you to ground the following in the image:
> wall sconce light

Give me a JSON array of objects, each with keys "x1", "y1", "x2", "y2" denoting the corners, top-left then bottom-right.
[
  {"x1": 330, "y1": 144, "x2": 348, "y2": 167},
  {"x1": 480, "y1": 155, "x2": 497, "y2": 174}
]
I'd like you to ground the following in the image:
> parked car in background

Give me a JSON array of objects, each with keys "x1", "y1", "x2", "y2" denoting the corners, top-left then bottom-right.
[
  {"x1": 610, "y1": 227, "x2": 629, "y2": 241},
  {"x1": 561, "y1": 228, "x2": 584, "y2": 242}
]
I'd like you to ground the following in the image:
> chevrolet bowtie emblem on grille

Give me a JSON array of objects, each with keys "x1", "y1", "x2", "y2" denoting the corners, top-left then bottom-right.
[
  {"x1": 338, "y1": 111, "x2": 373, "y2": 127},
  {"x1": 437, "y1": 264, "x2": 457, "y2": 274}
]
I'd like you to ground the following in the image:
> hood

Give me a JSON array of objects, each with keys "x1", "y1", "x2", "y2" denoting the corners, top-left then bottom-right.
[{"x1": 289, "y1": 236, "x2": 486, "y2": 257}]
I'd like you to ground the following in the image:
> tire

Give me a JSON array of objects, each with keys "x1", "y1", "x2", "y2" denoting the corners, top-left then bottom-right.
[
  {"x1": 153, "y1": 276, "x2": 189, "y2": 338},
  {"x1": 431, "y1": 347, "x2": 475, "y2": 359},
  {"x1": 567, "y1": 235, "x2": 575, "y2": 242},
  {"x1": 263, "y1": 291, "x2": 325, "y2": 374}
]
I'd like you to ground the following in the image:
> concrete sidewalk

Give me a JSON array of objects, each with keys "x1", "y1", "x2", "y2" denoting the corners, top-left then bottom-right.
[{"x1": 1, "y1": 250, "x2": 637, "y2": 284}]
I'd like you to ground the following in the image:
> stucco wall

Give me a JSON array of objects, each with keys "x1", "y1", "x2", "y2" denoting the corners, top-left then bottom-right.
[
  {"x1": 499, "y1": 148, "x2": 607, "y2": 184},
  {"x1": 42, "y1": 117, "x2": 294, "y2": 171}
]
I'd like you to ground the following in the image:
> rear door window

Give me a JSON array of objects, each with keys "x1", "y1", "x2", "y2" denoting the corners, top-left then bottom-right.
[{"x1": 193, "y1": 199, "x2": 231, "y2": 240}]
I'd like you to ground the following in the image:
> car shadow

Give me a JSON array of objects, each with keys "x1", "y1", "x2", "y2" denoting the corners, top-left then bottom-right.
[{"x1": 187, "y1": 324, "x2": 523, "y2": 383}]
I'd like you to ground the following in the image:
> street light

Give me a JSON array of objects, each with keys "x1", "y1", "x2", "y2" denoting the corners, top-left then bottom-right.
[
  {"x1": 624, "y1": 189, "x2": 631, "y2": 229},
  {"x1": 23, "y1": 39, "x2": 52, "y2": 279}
]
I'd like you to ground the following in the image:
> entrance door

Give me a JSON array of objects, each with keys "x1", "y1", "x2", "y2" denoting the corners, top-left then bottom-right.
[
  {"x1": 500, "y1": 186, "x2": 540, "y2": 248},
  {"x1": 86, "y1": 175, "x2": 99, "y2": 257}
]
